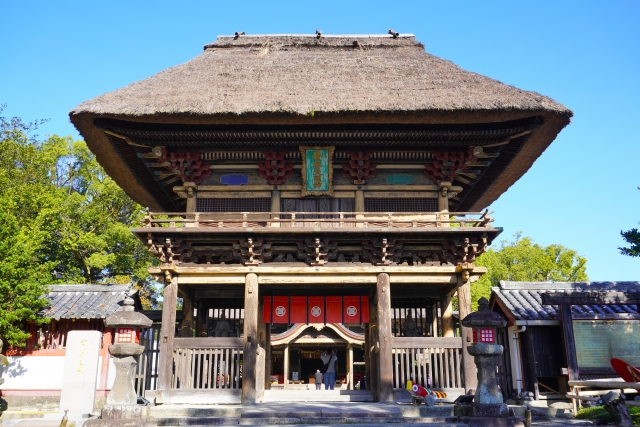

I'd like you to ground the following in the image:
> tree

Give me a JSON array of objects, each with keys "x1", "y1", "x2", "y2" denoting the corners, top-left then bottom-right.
[
  {"x1": 472, "y1": 233, "x2": 588, "y2": 310},
  {"x1": 0, "y1": 107, "x2": 158, "y2": 346},
  {"x1": 619, "y1": 187, "x2": 640, "y2": 257}
]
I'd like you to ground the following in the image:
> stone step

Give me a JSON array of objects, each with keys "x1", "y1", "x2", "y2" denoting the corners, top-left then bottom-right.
[
  {"x1": 157, "y1": 416, "x2": 460, "y2": 426},
  {"x1": 164, "y1": 425, "x2": 464, "y2": 427},
  {"x1": 0, "y1": 411, "x2": 58, "y2": 421},
  {"x1": 150, "y1": 404, "x2": 243, "y2": 418},
  {"x1": 262, "y1": 390, "x2": 374, "y2": 403}
]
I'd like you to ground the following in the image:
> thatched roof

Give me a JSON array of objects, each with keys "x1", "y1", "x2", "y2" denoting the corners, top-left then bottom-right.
[
  {"x1": 70, "y1": 34, "x2": 572, "y2": 211},
  {"x1": 73, "y1": 34, "x2": 569, "y2": 117}
]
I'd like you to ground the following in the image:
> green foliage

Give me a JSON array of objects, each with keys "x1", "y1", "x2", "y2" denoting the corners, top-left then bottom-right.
[
  {"x1": 619, "y1": 187, "x2": 640, "y2": 257},
  {"x1": 620, "y1": 228, "x2": 640, "y2": 257},
  {"x1": 472, "y1": 232, "x2": 588, "y2": 310},
  {"x1": 0, "y1": 107, "x2": 158, "y2": 346},
  {"x1": 576, "y1": 405, "x2": 640, "y2": 425}
]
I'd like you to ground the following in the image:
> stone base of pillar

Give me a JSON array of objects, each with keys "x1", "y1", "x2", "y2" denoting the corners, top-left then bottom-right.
[
  {"x1": 101, "y1": 405, "x2": 150, "y2": 419},
  {"x1": 455, "y1": 403, "x2": 523, "y2": 427}
]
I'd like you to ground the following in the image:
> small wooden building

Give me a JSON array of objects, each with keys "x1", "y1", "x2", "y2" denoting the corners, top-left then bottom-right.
[
  {"x1": 69, "y1": 33, "x2": 572, "y2": 404},
  {"x1": 491, "y1": 281, "x2": 640, "y2": 401},
  {"x1": 1, "y1": 284, "x2": 144, "y2": 401}
]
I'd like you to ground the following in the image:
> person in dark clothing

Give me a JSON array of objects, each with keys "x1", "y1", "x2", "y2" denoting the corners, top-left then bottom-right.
[{"x1": 314, "y1": 369, "x2": 323, "y2": 390}]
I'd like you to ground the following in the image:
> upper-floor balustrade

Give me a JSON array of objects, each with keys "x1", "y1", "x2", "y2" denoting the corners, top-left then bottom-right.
[
  {"x1": 142, "y1": 210, "x2": 494, "y2": 230},
  {"x1": 134, "y1": 210, "x2": 501, "y2": 267}
]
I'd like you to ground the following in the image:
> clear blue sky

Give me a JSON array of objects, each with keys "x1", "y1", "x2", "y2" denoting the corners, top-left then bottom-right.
[{"x1": 2, "y1": 1, "x2": 639, "y2": 281}]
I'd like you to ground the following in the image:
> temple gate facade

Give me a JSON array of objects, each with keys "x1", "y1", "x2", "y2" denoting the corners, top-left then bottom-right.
[{"x1": 69, "y1": 33, "x2": 571, "y2": 404}]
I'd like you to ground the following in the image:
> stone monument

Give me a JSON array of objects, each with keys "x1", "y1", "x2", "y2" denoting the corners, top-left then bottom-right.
[
  {"x1": 455, "y1": 297, "x2": 523, "y2": 427},
  {"x1": 85, "y1": 294, "x2": 156, "y2": 427},
  {"x1": 59, "y1": 330, "x2": 102, "y2": 418}
]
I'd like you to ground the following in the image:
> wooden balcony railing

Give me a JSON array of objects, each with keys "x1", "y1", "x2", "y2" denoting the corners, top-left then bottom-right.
[
  {"x1": 172, "y1": 338, "x2": 243, "y2": 390},
  {"x1": 391, "y1": 337, "x2": 464, "y2": 390},
  {"x1": 142, "y1": 210, "x2": 493, "y2": 230}
]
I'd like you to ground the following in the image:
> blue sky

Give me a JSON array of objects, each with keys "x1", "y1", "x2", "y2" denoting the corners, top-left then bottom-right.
[{"x1": 2, "y1": 1, "x2": 639, "y2": 280}]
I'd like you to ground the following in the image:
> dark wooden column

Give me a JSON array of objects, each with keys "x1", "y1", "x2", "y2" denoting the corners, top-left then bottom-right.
[
  {"x1": 440, "y1": 295, "x2": 454, "y2": 337},
  {"x1": 561, "y1": 305, "x2": 579, "y2": 381},
  {"x1": 367, "y1": 294, "x2": 377, "y2": 397},
  {"x1": 457, "y1": 273, "x2": 478, "y2": 391},
  {"x1": 157, "y1": 271, "x2": 178, "y2": 396},
  {"x1": 242, "y1": 273, "x2": 259, "y2": 403},
  {"x1": 180, "y1": 291, "x2": 193, "y2": 337},
  {"x1": 256, "y1": 292, "x2": 267, "y2": 399},
  {"x1": 264, "y1": 322, "x2": 271, "y2": 391},
  {"x1": 376, "y1": 273, "x2": 394, "y2": 402}
]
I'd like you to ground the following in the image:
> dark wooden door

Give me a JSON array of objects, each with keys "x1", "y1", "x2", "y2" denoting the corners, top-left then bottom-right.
[{"x1": 281, "y1": 198, "x2": 354, "y2": 228}]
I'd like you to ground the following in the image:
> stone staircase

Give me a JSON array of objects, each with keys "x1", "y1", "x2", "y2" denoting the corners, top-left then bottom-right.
[
  {"x1": 262, "y1": 389, "x2": 374, "y2": 403},
  {"x1": 150, "y1": 402, "x2": 465, "y2": 427}
]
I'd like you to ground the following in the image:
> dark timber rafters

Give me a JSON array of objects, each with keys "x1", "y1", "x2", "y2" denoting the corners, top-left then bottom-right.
[{"x1": 96, "y1": 118, "x2": 538, "y2": 212}]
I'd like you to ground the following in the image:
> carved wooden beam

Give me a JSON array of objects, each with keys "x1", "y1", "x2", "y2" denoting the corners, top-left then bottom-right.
[
  {"x1": 147, "y1": 235, "x2": 193, "y2": 264},
  {"x1": 362, "y1": 238, "x2": 403, "y2": 266},
  {"x1": 258, "y1": 152, "x2": 294, "y2": 185},
  {"x1": 296, "y1": 237, "x2": 338, "y2": 266},
  {"x1": 341, "y1": 151, "x2": 377, "y2": 185},
  {"x1": 232, "y1": 238, "x2": 273, "y2": 266},
  {"x1": 440, "y1": 233, "x2": 488, "y2": 265}
]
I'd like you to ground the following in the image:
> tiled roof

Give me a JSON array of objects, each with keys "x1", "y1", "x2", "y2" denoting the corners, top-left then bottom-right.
[
  {"x1": 492, "y1": 281, "x2": 640, "y2": 321},
  {"x1": 40, "y1": 284, "x2": 133, "y2": 320}
]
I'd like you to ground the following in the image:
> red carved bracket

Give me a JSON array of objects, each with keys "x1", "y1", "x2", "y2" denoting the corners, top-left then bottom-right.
[
  {"x1": 158, "y1": 147, "x2": 211, "y2": 184},
  {"x1": 258, "y1": 152, "x2": 294, "y2": 185},
  {"x1": 341, "y1": 151, "x2": 377, "y2": 185},
  {"x1": 424, "y1": 147, "x2": 477, "y2": 184}
]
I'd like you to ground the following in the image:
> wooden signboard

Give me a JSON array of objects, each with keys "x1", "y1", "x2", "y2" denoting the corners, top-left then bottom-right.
[
  {"x1": 300, "y1": 146, "x2": 334, "y2": 196},
  {"x1": 573, "y1": 320, "x2": 640, "y2": 368}
]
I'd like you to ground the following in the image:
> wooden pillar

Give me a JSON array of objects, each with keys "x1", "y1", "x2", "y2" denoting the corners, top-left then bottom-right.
[
  {"x1": 441, "y1": 295, "x2": 454, "y2": 337},
  {"x1": 256, "y1": 295, "x2": 267, "y2": 400},
  {"x1": 195, "y1": 302, "x2": 205, "y2": 337},
  {"x1": 457, "y1": 273, "x2": 478, "y2": 392},
  {"x1": 364, "y1": 322, "x2": 371, "y2": 392},
  {"x1": 242, "y1": 273, "x2": 259, "y2": 403},
  {"x1": 376, "y1": 273, "x2": 394, "y2": 402},
  {"x1": 180, "y1": 292, "x2": 193, "y2": 337},
  {"x1": 184, "y1": 182, "x2": 197, "y2": 213},
  {"x1": 438, "y1": 181, "x2": 451, "y2": 228},
  {"x1": 561, "y1": 305, "x2": 579, "y2": 381},
  {"x1": 347, "y1": 344, "x2": 354, "y2": 390},
  {"x1": 431, "y1": 302, "x2": 439, "y2": 337},
  {"x1": 271, "y1": 189, "x2": 281, "y2": 228},
  {"x1": 366, "y1": 297, "x2": 376, "y2": 396},
  {"x1": 284, "y1": 344, "x2": 290, "y2": 389},
  {"x1": 264, "y1": 325, "x2": 271, "y2": 390},
  {"x1": 355, "y1": 189, "x2": 365, "y2": 227},
  {"x1": 157, "y1": 270, "x2": 178, "y2": 395}
]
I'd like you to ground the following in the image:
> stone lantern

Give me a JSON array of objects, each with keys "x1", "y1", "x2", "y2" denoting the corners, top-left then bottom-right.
[
  {"x1": 459, "y1": 297, "x2": 510, "y2": 420},
  {"x1": 86, "y1": 294, "x2": 155, "y2": 427}
]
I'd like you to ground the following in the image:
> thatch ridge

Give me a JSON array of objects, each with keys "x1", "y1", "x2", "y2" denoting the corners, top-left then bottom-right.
[{"x1": 71, "y1": 35, "x2": 571, "y2": 118}]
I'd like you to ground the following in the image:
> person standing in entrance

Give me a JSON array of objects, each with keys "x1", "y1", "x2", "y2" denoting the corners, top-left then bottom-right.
[
  {"x1": 320, "y1": 347, "x2": 338, "y2": 390},
  {"x1": 314, "y1": 369, "x2": 323, "y2": 390}
]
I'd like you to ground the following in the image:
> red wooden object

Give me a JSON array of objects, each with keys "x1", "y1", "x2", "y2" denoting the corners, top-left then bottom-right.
[
  {"x1": 290, "y1": 297, "x2": 307, "y2": 324},
  {"x1": 262, "y1": 296, "x2": 370, "y2": 324}
]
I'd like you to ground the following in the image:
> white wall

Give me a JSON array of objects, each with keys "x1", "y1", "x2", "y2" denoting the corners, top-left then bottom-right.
[
  {"x1": 0, "y1": 356, "x2": 65, "y2": 390},
  {"x1": 0, "y1": 355, "x2": 116, "y2": 391}
]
